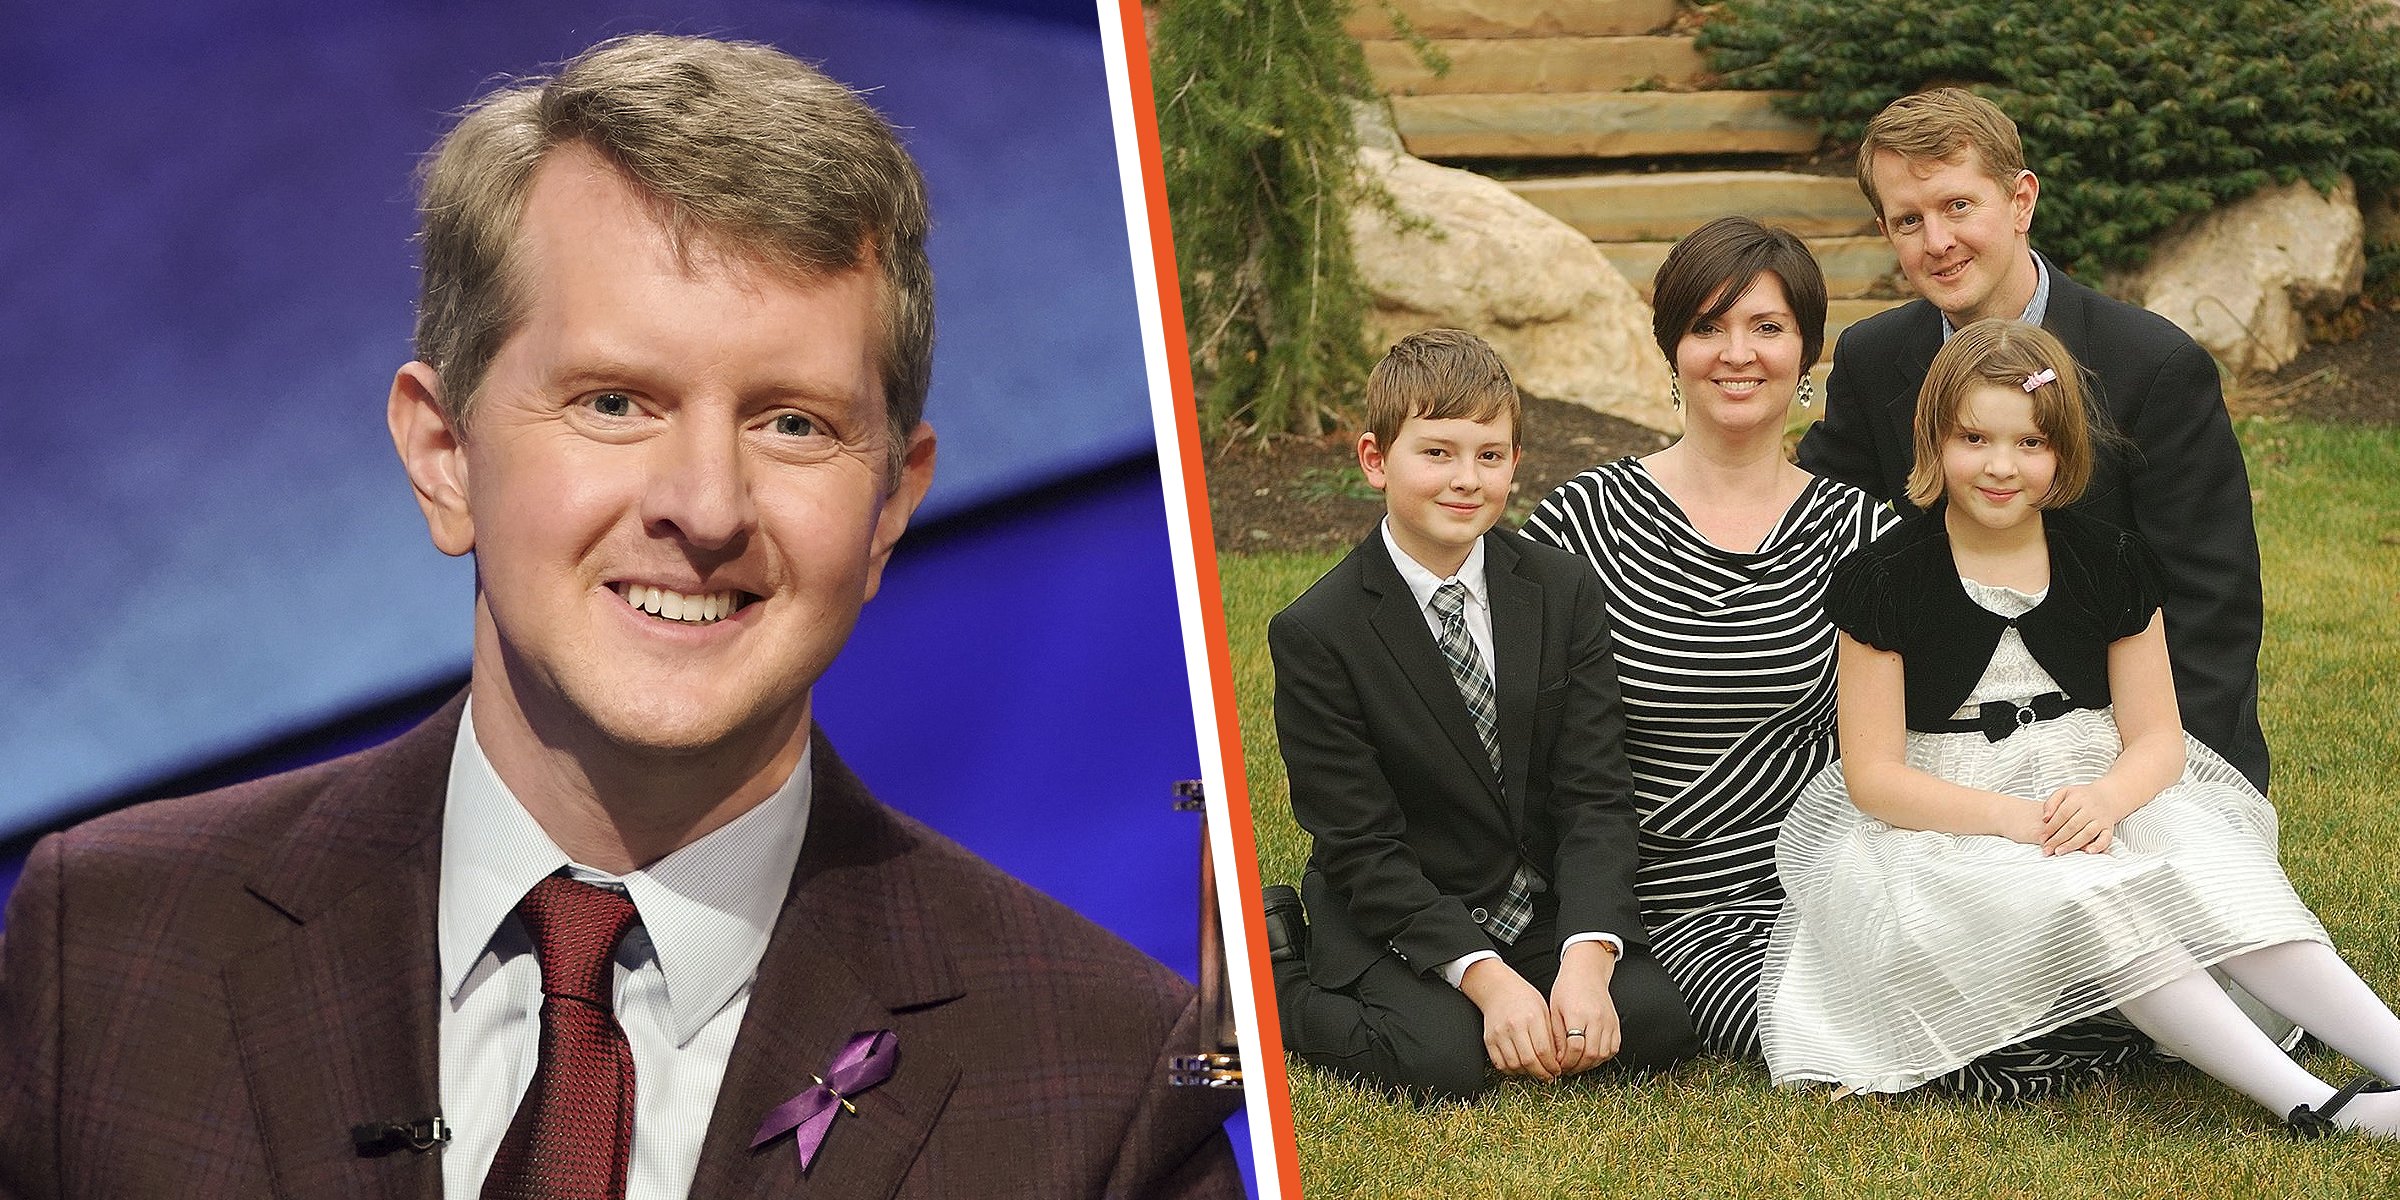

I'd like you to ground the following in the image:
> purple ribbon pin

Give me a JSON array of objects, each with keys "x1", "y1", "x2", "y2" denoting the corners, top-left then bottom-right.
[{"x1": 751, "y1": 1029, "x2": 899, "y2": 1173}]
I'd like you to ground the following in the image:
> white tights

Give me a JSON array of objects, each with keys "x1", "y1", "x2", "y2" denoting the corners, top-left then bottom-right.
[{"x1": 2115, "y1": 940, "x2": 2400, "y2": 1134}]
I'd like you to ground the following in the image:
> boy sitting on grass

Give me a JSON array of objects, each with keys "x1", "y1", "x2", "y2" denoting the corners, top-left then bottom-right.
[{"x1": 1262, "y1": 328, "x2": 1697, "y2": 1102}]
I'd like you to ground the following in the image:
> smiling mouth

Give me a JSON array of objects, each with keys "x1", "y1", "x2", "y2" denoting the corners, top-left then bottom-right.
[
  {"x1": 611, "y1": 582, "x2": 757, "y2": 625},
  {"x1": 1930, "y1": 258, "x2": 1971, "y2": 282},
  {"x1": 1715, "y1": 378, "x2": 1766, "y2": 396}
]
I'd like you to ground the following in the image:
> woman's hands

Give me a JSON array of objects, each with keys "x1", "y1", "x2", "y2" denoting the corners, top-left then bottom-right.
[
  {"x1": 1547, "y1": 941, "x2": 1622, "y2": 1076},
  {"x1": 1460, "y1": 942, "x2": 1624, "y2": 1080}
]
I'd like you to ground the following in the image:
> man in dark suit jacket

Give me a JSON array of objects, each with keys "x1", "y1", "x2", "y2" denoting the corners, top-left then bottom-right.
[
  {"x1": 1265, "y1": 331, "x2": 1696, "y2": 1103},
  {"x1": 0, "y1": 701, "x2": 1233, "y2": 1198},
  {"x1": 1798, "y1": 87, "x2": 2268, "y2": 792},
  {"x1": 0, "y1": 35, "x2": 1238, "y2": 1199}
]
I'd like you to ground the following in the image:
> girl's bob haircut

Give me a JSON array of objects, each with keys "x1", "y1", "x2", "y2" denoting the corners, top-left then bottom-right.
[{"x1": 1908, "y1": 318, "x2": 2105, "y2": 510}]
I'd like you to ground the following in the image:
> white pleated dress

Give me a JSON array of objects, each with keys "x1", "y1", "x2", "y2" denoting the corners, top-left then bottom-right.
[{"x1": 1759, "y1": 580, "x2": 2325, "y2": 1095}]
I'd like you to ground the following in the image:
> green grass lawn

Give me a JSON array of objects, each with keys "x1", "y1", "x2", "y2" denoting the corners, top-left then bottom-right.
[{"x1": 1224, "y1": 417, "x2": 2400, "y2": 1198}]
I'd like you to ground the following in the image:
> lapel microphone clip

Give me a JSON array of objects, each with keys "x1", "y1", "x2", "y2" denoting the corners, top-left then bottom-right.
[{"x1": 351, "y1": 1116, "x2": 452, "y2": 1156}]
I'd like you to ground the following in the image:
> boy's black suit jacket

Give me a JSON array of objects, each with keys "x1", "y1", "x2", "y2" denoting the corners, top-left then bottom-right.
[
  {"x1": 1797, "y1": 267, "x2": 2268, "y2": 792},
  {"x1": 1269, "y1": 526, "x2": 1644, "y2": 986}
]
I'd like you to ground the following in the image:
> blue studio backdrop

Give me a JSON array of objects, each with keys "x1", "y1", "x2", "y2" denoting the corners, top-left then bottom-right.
[{"x1": 0, "y1": 2, "x2": 1236, "y2": 1168}]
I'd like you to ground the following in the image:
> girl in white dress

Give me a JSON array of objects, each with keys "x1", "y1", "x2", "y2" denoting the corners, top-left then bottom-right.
[{"x1": 1760, "y1": 317, "x2": 2400, "y2": 1136}]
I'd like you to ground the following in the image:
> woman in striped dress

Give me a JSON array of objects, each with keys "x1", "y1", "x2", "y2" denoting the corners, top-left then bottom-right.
[
  {"x1": 1528, "y1": 218, "x2": 2154, "y2": 1097},
  {"x1": 1524, "y1": 217, "x2": 1895, "y2": 1060}
]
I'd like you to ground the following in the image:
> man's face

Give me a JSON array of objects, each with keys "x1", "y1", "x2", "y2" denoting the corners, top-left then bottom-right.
[
  {"x1": 1870, "y1": 149, "x2": 2039, "y2": 327},
  {"x1": 396, "y1": 146, "x2": 934, "y2": 758}
]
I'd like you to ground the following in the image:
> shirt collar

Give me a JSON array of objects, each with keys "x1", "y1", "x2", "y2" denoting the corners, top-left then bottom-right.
[
  {"x1": 1941, "y1": 249, "x2": 2052, "y2": 340},
  {"x1": 1380, "y1": 518, "x2": 1489, "y2": 613},
  {"x1": 437, "y1": 699, "x2": 813, "y2": 1045}
]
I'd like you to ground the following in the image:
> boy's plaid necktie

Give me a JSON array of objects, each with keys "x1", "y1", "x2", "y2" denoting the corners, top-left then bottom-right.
[{"x1": 1430, "y1": 580, "x2": 1542, "y2": 944}]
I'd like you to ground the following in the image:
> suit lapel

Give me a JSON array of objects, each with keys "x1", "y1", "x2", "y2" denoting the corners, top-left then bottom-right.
[
  {"x1": 2039, "y1": 271, "x2": 2112, "y2": 402},
  {"x1": 2035, "y1": 271, "x2": 2130, "y2": 505},
  {"x1": 1359, "y1": 535, "x2": 1505, "y2": 807},
  {"x1": 1890, "y1": 300, "x2": 1943, "y2": 413},
  {"x1": 223, "y1": 698, "x2": 457, "y2": 1200},
  {"x1": 688, "y1": 732, "x2": 961, "y2": 1200},
  {"x1": 1873, "y1": 301, "x2": 1948, "y2": 510},
  {"x1": 212, "y1": 701, "x2": 977, "y2": 1198},
  {"x1": 2037, "y1": 260, "x2": 2096, "y2": 349},
  {"x1": 1484, "y1": 532, "x2": 1539, "y2": 827}
]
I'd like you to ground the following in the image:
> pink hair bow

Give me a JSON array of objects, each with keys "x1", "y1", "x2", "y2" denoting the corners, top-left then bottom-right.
[{"x1": 2022, "y1": 368, "x2": 2057, "y2": 393}]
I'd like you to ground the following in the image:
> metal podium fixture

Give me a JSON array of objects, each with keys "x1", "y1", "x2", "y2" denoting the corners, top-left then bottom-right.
[{"x1": 1168, "y1": 779, "x2": 1242, "y2": 1088}]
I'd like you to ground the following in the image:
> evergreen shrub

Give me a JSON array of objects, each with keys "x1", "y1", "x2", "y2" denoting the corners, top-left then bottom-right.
[
  {"x1": 1153, "y1": 0, "x2": 1383, "y2": 437},
  {"x1": 1699, "y1": 0, "x2": 2400, "y2": 283}
]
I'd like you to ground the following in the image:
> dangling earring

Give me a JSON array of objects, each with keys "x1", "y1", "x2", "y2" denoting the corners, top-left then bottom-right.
[
  {"x1": 1668, "y1": 370, "x2": 1684, "y2": 411},
  {"x1": 1796, "y1": 375, "x2": 1815, "y2": 409}
]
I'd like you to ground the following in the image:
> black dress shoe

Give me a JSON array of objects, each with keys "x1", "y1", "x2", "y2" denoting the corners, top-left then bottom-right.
[{"x1": 1261, "y1": 884, "x2": 1308, "y2": 963}]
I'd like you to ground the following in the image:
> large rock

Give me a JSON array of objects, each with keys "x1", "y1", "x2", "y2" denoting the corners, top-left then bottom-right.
[
  {"x1": 2117, "y1": 178, "x2": 2365, "y2": 376},
  {"x1": 1350, "y1": 145, "x2": 1674, "y2": 430}
]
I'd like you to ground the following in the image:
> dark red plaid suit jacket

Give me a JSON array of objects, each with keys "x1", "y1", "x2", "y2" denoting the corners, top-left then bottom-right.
[{"x1": 0, "y1": 697, "x2": 1241, "y2": 1199}]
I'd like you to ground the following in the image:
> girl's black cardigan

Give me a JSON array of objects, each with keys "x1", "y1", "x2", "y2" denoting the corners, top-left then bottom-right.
[{"x1": 1825, "y1": 504, "x2": 2166, "y2": 733}]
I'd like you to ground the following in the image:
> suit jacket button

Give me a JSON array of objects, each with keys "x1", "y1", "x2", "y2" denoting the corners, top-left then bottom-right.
[{"x1": 1470, "y1": 907, "x2": 1490, "y2": 924}]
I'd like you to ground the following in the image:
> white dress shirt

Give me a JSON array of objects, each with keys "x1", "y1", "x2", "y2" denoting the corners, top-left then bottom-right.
[
  {"x1": 437, "y1": 701, "x2": 813, "y2": 1199},
  {"x1": 1379, "y1": 522, "x2": 1622, "y2": 987}
]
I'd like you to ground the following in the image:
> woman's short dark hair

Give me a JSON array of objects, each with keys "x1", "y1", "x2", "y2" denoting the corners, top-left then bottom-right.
[{"x1": 1649, "y1": 216, "x2": 1828, "y2": 371}]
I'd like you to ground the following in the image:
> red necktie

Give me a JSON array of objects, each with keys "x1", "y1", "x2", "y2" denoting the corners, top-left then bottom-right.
[{"x1": 481, "y1": 877, "x2": 641, "y2": 1200}]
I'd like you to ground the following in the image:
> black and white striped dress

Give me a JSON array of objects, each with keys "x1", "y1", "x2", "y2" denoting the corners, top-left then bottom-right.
[
  {"x1": 1527, "y1": 458, "x2": 2156, "y2": 1097},
  {"x1": 1523, "y1": 458, "x2": 1893, "y2": 1058}
]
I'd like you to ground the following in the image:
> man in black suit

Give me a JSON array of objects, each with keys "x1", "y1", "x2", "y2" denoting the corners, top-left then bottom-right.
[
  {"x1": 1263, "y1": 330, "x2": 1696, "y2": 1103},
  {"x1": 1798, "y1": 87, "x2": 2269, "y2": 793}
]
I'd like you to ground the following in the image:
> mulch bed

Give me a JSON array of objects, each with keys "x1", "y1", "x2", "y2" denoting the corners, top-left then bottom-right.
[
  {"x1": 2234, "y1": 305, "x2": 2400, "y2": 426},
  {"x1": 1202, "y1": 396, "x2": 1670, "y2": 555},
  {"x1": 1207, "y1": 307, "x2": 2399, "y2": 556}
]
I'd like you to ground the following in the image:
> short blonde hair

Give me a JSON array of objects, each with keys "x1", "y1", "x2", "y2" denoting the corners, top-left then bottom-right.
[
  {"x1": 1362, "y1": 329, "x2": 1521, "y2": 452},
  {"x1": 1857, "y1": 87, "x2": 2028, "y2": 218},
  {"x1": 1907, "y1": 319, "x2": 2098, "y2": 510},
  {"x1": 414, "y1": 35, "x2": 933, "y2": 473}
]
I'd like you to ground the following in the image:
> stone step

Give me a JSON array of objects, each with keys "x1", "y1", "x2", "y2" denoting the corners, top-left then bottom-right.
[
  {"x1": 1366, "y1": 35, "x2": 1705, "y2": 95},
  {"x1": 1505, "y1": 170, "x2": 1876, "y2": 240},
  {"x1": 1393, "y1": 91, "x2": 1818, "y2": 158},
  {"x1": 1824, "y1": 298, "x2": 1909, "y2": 350},
  {"x1": 1346, "y1": 0, "x2": 1680, "y2": 40},
  {"x1": 1601, "y1": 235, "x2": 1899, "y2": 300}
]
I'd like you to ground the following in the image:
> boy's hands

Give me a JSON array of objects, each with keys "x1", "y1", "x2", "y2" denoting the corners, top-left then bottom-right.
[
  {"x1": 1548, "y1": 941, "x2": 1621, "y2": 1075},
  {"x1": 1459, "y1": 959, "x2": 1561, "y2": 1080}
]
